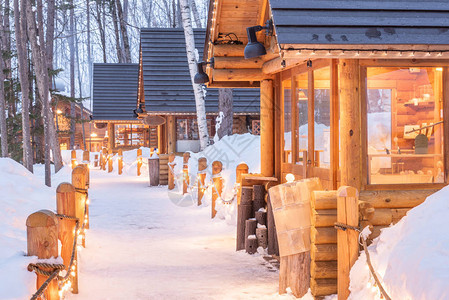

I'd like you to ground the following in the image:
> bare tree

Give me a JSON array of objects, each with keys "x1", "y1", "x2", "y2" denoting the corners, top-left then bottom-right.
[
  {"x1": 189, "y1": 0, "x2": 201, "y2": 28},
  {"x1": 0, "y1": 5, "x2": 8, "y2": 157},
  {"x1": 116, "y1": 0, "x2": 131, "y2": 63},
  {"x1": 179, "y1": 0, "x2": 209, "y2": 150},
  {"x1": 94, "y1": 1, "x2": 107, "y2": 63},
  {"x1": 217, "y1": 89, "x2": 233, "y2": 139},
  {"x1": 14, "y1": 0, "x2": 33, "y2": 171}
]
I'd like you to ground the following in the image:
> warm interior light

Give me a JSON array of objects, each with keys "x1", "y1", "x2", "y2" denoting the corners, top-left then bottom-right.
[
  {"x1": 90, "y1": 133, "x2": 98, "y2": 137},
  {"x1": 298, "y1": 90, "x2": 308, "y2": 101},
  {"x1": 436, "y1": 67, "x2": 443, "y2": 71},
  {"x1": 56, "y1": 109, "x2": 63, "y2": 114}
]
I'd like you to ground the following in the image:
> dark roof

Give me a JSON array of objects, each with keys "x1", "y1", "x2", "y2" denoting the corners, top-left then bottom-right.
[
  {"x1": 140, "y1": 28, "x2": 259, "y2": 115},
  {"x1": 271, "y1": 0, "x2": 449, "y2": 47},
  {"x1": 92, "y1": 63, "x2": 139, "y2": 121}
]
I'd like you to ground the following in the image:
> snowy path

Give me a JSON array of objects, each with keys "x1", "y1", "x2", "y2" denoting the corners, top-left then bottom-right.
[{"x1": 72, "y1": 169, "x2": 284, "y2": 300}]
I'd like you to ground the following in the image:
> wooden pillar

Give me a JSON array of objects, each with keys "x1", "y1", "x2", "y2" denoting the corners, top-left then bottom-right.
[
  {"x1": 71, "y1": 150, "x2": 77, "y2": 169},
  {"x1": 137, "y1": 149, "x2": 142, "y2": 176},
  {"x1": 149, "y1": 156, "x2": 160, "y2": 186},
  {"x1": 443, "y1": 68, "x2": 449, "y2": 181},
  {"x1": 168, "y1": 153, "x2": 176, "y2": 190},
  {"x1": 197, "y1": 157, "x2": 207, "y2": 205},
  {"x1": 260, "y1": 80, "x2": 275, "y2": 176},
  {"x1": 101, "y1": 148, "x2": 107, "y2": 171},
  {"x1": 167, "y1": 115, "x2": 176, "y2": 154},
  {"x1": 337, "y1": 186, "x2": 359, "y2": 300},
  {"x1": 26, "y1": 210, "x2": 59, "y2": 300},
  {"x1": 72, "y1": 166, "x2": 87, "y2": 247},
  {"x1": 82, "y1": 150, "x2": 90, "y2": 163},
  {"x1": 236, "y1": 163, "x2": 249, "y2": 204},
  {"x1": 237, "y1": 187, "x2": 253, "y2": 250},
  {"x1": 118, "y1": 149, "x2": 123, "y2": 175},
  {"x1": 211, "y1": 161, "x2": 223, "y2": 218},
  {"x1": 56, "y1": 183, "x2": 79, "y2": 293},
  {"x1": 108, "y1": 149, "x2": 113, "y2": 173},
  {"x1": 339, "y1": 59, "x2": 362, "y2": 190},
  {"x1": 107, "y1": 122, "x2": 115, "y2": 150},
  {"x1": 182, "y1": 152, "x2": 190, "y2": 194},
  {"x1": 94, "y1": 154, "x2": 99, "y2": 167}
]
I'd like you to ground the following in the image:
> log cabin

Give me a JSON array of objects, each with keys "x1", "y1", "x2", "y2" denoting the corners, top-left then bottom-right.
[
  {"x1": 203, "y1": 0, "x2": 449, "y2": 298},
  {"x1": 136, "y1": 28, "x2": 260, "y2": 153}
]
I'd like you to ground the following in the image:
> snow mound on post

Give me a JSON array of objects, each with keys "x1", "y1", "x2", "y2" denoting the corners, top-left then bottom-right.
[
  {"x1": 0, "y1": 158, "x2": 55, "y2": 299},
  {"x1": 349, "y1": 186, "x2": 449, "y2": 299}
]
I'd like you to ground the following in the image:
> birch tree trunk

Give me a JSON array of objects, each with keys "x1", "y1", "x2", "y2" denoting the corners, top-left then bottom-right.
[
  {"x1": 14, "y1": 0, "x2": 33, "y2": 171},
  {"x1": 179, "y1": 0, "x2": 209, "y2": 150},
  {"x1": 25, "y1": 0, "x2": 52, "y2": 186},
  {"x1": 0, "y1": 8, "x2": 8, "y2": 157},
  {"x1": 116, "y1": 0, "x2": 131, "y2": 63},
  {"x1": 189, "y1": 0, "x2": 201, "y2": 28},
  {"x1": 217, "y1": 88, "x2": 234, "y2": 139}
]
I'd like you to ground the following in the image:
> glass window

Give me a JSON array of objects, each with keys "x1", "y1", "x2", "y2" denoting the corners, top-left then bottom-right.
[
  {"x1": 283, "y1": 79, "x2": 292, "y2": 163},
  {"x1": 295, "y1": 72, "x2": 308, "y2": 165},
  {"x1": 177, "y1": 118, "x2": 212, "y2": 140},
  {"x1": 115, "y1": 124, "x2": 145, "y2": 147},
  {"x1": 367, "y1": 67, "x2": 444, "y2": 184},
  {"x1": 314, "y1": 67, "x2": 331, "y2": 168}
]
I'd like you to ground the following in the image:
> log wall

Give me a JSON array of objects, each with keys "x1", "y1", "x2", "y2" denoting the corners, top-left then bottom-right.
[{"x1": 159, "y1": 154, "x2": 169, "y2": 185}]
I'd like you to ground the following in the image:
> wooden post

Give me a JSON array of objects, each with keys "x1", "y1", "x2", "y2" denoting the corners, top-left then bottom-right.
[
  {"x1": 182, "y1": 152, "x2": 190, "y2": 194},
  {"x1": 26, "y1": 210, "x2": 59, "y2": 300},
  {"x1": 118, "y1": 149, "x2": 123, "y2": 175},
  {"x1": 168, "y1": 153, "x2": 176, "y2": 190},
  {"x1": 137, "y1": 148, "x2": 142, "y2": 176},
  {"x1": 167, "y1": 115, "x2": 176, "y2": 154},
  {"x1": 94, "y1": 154, "x2": 99, "y2": 167},
  {"x1": 71, "y1": 150, "x2": 77, "y2": 169},
  {"x1": 101, "y1": 148, "x2": 107, "y2": 171},
  {"x1": 211, "y1": 161, "x2": 223, "y2": 218},
  {"x1": 72, "y1": 166, "x2": 87, "y2": 247},
  {"x1": 237, "y1": 186, "x2": 253, "y2": 251},
  {"x1": 149, "y1": 156, "x2": 160, "y2": 186},
  {"x1": 337, "y1": 186, "x2": 359, "y2": 300},
  {"x1": 339, "y1": 60, "x2": 362, "y2": 190},
  {"x1": 253, "y1": 185, "x2": 265, "y2": 215},
  {"x1": 267, "y1": 193, "x2": 279, "y2": 255},
  {"x1": 197, "y1": 157, "x2": 207, "y2": 205},
  {"x1": 82, "y1": 150, "x2": 90, "y2": 163},
  {"x1": 260, "y1": 79, "x2": 274, "y2": 177},
  {"x1": 56, "y1": 183, "x2": 79, "y2": 294},
  {"x1": 245, "y1": 219, "x2": 258, "y2": 254},
  {"x1": 108, "y1": 149, "x2": 113, "y2": 173},
  {"x1": 107, "y1": 122, "x2": 115, "y2": 150},
  {"x1": 79, "y1": 164, "x2": 90, "y2": 229},
  {"x1": 236, "y1": 163, "x2": 249, "y2": 204}
]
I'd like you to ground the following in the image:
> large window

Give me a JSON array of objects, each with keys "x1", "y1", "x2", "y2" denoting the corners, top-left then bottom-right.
[
  {"x1": 295, "y1": 72, "x2": 308, "y2": 165},
  {"x1": 283, "y1": 79, "x2": 292, "y2": 163},
  {"x1": 367, "y1": 67, "x2": 444, "y2": 184},
  {"x1": 177, "y1": 118, "x2": 213, "y2": 140},
  {"x1": 115, "y1": 124, "x2": 146, "y2": 147},
  {"x1": 314, "y1": 67, "x2": 331, "y2": 168}
]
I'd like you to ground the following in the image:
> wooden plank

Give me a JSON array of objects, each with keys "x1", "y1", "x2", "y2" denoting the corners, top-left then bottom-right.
[
  {"x1": 311, "y1": 260, "x2": 338, "y2": 279},
  {"x1": 443, "y1": 68, "x2": 449, "y2": 183},
  {"x1": 360, "y1": 65, "x2": 368, "y2": 189},
  {"x1": 261, "y1": 80, "x2": 275, "y2": 176},
  {"x1": 310, "y1": 278, "x2": 337, "y2": 297},
  {"x1": 308, "y1": 69, "x2": 314, "y2": 177},
  {"x1": 312, "y1": 190, "x2": 337, "y2": 210},
  {"x1": 359, "y1": 189, "x2": 438, "y2": 208},
  {"x1": 330, "y1": 59, "x2": 339, "y2": 190},
  {"x1": 213, "y1": 69, "x2": 272, "y2": 81},
  {"x1": 311, "y1": 227, "x2": 337, "y2": 244},
  {"x1": 214, "y1": 56, "x2": 264, "y2": 69},
  {"x1": 313, "y1": 209, "x2": 337, "y2": 227},
  {"x1": 311, "y1": 243, "x2": 338, "y2": 261}
]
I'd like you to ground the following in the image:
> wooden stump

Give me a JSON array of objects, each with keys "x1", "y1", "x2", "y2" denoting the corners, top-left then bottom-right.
[
  {"x1": 168, "y1": 153, "x2": 176, "y2": 190},
  {"x1": 245, "y1": 218, "x2": 258, "y2": 253},
  {"x1": 253, "y1": 185, "x2": 265, "y2": 215},
  {"x1": 245, "y1": 236, "x2": 258, "y2": 254},
  {"x1": 241, "y1": 186, "x2": 253, "y2": 205},
  {"x1": 236, "y1": 163, "x2": 249, "y2": 204},
  {"x1": 71, "y1": 150, "x2": 77, "y2": 169},
  {"x1": 236, "y1": 204, "x2": 252, "y2": 251},
  {"x1": 255, "y1": 211, "x2": 267, "y2": 226},
  {"x1": 56, "y1": 183, "x2": 79, "y2": 293},
  {"x1": 211, "y1": 161, "x2": 223, "y2": 218},
  {"x1": 118, "y1": 149, "x2": 123, "y2": 175},
  {"x1": 267, "y1": 194, "x2": 279, "y2": 255},
  {"x1": 183, "y1": 152, "x2": 190, "y2": 194},
  {"x1": 337, "y1": 186, "x2": 359, "y2": 300},
  {"x1": 26, "y1": 210, "x2": 59, "y2": 300},
  {"x1": 197, "y1": 157, "x2": 207, "y2": 205},
  {"x1": 72, "y1": 166, "x2": 87, "y2": 247},
  {"x1": 149, "y1": 157, "x2": 160, "y2": 186},
  {"x1": 108, "y1": 149, "x2": 113, "y2": 173},
  {"x1": 256, "y1": 227, "x2": 268, "y2": 249},
  {"x1": 137, "y1": 149, "x2": 142, "y2": 176}
]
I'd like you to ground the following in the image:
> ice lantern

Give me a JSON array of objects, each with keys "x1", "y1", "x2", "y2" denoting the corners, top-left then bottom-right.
[{"x1": 268, "y1": 178, "x2": 319, "y2": 257}]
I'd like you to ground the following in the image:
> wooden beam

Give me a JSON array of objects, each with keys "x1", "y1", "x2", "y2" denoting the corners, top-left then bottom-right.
[
  {"x1": 207, "y1": 81, "x2": 260, "y2": 88},
  {"x1": 167, "y1": 115, "x2": 176, "y2": 154},
  {"x1": 213, "y1": 44, "x2": 246, "y2": 57},
  {"x1": 213, "y1": 69, "x2": 272, "y2": 81},
  {"x1": 260, "y1": 80, "x2": 274, "y2": 176},
  {"x1": 262, "y1": 57, "x2": 304, "y2": 74},
  {"x1": 443, "y1": 68, "x2": 449, "y2": 182},
  {"x1": 214, "y1": 56, "x2": 264, "y2": 69},
  {"x1": 339, "y1": 59, "x2": 362, "y2": 190}
]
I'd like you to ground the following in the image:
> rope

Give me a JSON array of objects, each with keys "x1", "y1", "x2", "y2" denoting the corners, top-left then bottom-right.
[
  {"x1": 75, "y1": 187, "x2": 88, "y2": 195},
  {"x1": 27, "y1": 263, "x2": 65, "y2": 277},
  {"x1": 334, "y1": 222, "x2": 392, "y2": 300},
  {"x1": 29, "y1": 268, "x2": 60, "y2": 300}
]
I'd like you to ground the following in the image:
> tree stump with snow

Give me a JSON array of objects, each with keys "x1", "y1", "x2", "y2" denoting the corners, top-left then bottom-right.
[
  {"x1": 56, "y1": 183, "x2": 79, "y2": 293},
  {"x1": 197, "y1": 157, "x2": 207, "y2": 205},
  {"x1": 26, "y1": 210, "x2": 59, "y2": 299},
  {"x1": 245, "y1": 236, "x2": 258, "y2": 254},
  {"x1": 255, "y1": 210, "x2": 267, "y2": 226},
  {"x1": 256, "y1": 227, "x2": 268, "y2": 249},
  {"x1": 245, "y1": 218, "x2": 258, "y2": 254},
  {"x1": 236, "y1": 204, "x2": 252, "y2": 251}
]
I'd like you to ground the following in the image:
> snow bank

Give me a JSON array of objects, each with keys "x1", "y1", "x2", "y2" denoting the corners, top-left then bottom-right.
[
  {"x1": 349, "y1": 186, "x2": 449, "y2": 299},
  {"x1": 0, "y1": 158, "x2": 56, "y2": 299}
]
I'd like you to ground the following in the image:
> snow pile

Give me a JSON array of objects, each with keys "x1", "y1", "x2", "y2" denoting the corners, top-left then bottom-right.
[
  {"x1": 349, "y1": 186, "x2": 449, "y2": 299},
  {"x1": 0, "y1": 158, "x2": 56, "y2": 299}
]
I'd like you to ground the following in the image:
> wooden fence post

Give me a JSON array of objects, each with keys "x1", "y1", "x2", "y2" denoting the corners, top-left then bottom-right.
[
  {"x1": 168, "y1": 153, "x2": 176, "y2": 190},
  {"x1": 197, "y1": 157, "x2": 207, "y2": 205},
  {"x1": 236, "y1": 163, "x2": 249, "y2": 204},
  {"x1": 337, "y1": 186, "x2": 359, "y2": 300},
  {"x1": 72, "y1": 166, "x2": 87, "y2": 247},
  {"x1": 82, "y1": 150, "x2": 90, "y2": 164},
  {"x1": 26, "y1": 210, "x2": 59, "y2": 300},
  {"x1": 237, "y1": 187, "x2": 253, "y2": 250},
  {"x1": 118, "y1": 149, "x2": 123, "y2": 175},
  {"x1": 108, "y1": 149, "x2": 113, "y2": 173},
  {"x1": 149, "y1": 156, "x2": 160, "y2": 186},
  {"x1": 211, "y1": 161, "x2": 223, "y2": 218},
  {"x1": 183, "y1": 152, "x2": 190, "y2": 194},
  {"x1": 56, "y1": 183, "x2": 79, "y2": 294},
  {"x1": 137, "y1": 149, "x2": 142, "y2": 176},
  {"x1": 71, "y1": 150, "x2": 77, "y2": 169},
  {"x1": 79, "y1": 164, "x2": 90, "y2": 229},
  {"x1": 101, "y1": 148, "x2": 107, "y2": 170},
  {"x1": 94, "y1": 154, "x2": 99, "y2": 168}
]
